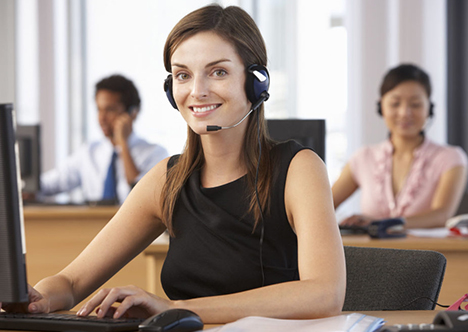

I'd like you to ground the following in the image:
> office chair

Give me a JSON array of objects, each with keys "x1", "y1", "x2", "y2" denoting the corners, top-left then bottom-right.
[{"x1": 343, "y1": 246, "x2": 446, "y2": 311}]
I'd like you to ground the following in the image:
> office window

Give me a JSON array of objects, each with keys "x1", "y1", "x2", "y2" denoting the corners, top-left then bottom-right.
[
  {"x1": 256, "y1": 0, "x2": 347, "y2": 181},
  {"x1": 15, "y1": 0, "x2": 348, "y2": 184},
  {"x1": 293, "y1": 0, "x2": 347, "y2": 182}
]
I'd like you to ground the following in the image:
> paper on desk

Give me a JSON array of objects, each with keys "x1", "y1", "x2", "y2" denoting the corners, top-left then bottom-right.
[
  {"x1": 407, "y1": 227, "x2": 450, "y2": 238},
  {"x1": 202, "y1": 313, "x2": 384, "y2": 332}
]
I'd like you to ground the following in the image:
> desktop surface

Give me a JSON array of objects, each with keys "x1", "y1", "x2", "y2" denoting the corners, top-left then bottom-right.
[
  {"x1": 341, "y1": 233, "x2": 468, "y2": 251},
  {"x1": 23, "y1": 204, "x2": 119, "y2": 220},
  {"x1": 22, "y1": 200, "x2": 119, "y2": 208}
]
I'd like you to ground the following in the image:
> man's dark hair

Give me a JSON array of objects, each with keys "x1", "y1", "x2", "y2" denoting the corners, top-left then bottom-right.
[{"x1": 95, "y1": 74, "x2": 141, "y2": 112}]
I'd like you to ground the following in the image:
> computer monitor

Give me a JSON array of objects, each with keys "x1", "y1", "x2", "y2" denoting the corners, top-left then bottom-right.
[
  {"x1": 0, "y1": 103, "x2": 29, "y2": 303},
  {"x1": 16, "y1": 124, "x2": 41, "y2": 194},
  {"x1": 266, "y1": 119, "x2": 326, "y2": 162}
]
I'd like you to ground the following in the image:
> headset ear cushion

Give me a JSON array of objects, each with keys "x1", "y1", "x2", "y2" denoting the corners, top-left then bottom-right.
[
  {"x1": 245, "y1": 64, "x2": 270, "y2": 105},
  {"x1": 377, "y1": 101, "x2": 382, "y2": 116},
  {"x1": 429, "y1": 102, "x2": 434, "y2": 117},
  {"x1": 164, "y1": 75, "x2": 178, "y2": 110}
]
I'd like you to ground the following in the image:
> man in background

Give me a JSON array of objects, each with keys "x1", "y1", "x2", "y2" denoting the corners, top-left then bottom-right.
[{"x1": 39, "y1": 74, "x2": 168, "y2": 204}]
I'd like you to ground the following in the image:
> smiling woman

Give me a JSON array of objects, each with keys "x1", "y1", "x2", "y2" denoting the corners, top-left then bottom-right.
[{"x1": 3, "y1": 4, "x2": 345, "y2": 325}]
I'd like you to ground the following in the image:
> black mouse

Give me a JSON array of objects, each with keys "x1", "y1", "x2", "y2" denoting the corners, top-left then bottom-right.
[{"x1": 138, "y1": 308, "x2": 204, "y2": 332}]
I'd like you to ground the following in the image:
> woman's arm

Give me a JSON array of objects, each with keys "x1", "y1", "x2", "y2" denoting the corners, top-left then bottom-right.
[
  {"x1": 30, "y1": 157, "x2": 170, "y2": 313},
  {"x1": 404, "y1": 165, "x2": 468, "y2": 228},
  {"x1": 331, "y1": 162, "x2": 359, "y2": 209}
]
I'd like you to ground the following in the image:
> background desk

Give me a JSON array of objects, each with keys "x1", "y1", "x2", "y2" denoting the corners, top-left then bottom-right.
[
  {"x1": 23, "y1": 205, "x2": 147, "y2": 310},
  {"x1": 144, "y1": 235, "x2": 468, "y2": 305},
  {"x1": 24, "y1": 206, "x2": 466, "y2": 310}
]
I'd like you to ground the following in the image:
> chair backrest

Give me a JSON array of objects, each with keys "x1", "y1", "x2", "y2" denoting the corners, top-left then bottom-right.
[{"x1": 343, "y1": 246, "x2": 446, "y2": 311}]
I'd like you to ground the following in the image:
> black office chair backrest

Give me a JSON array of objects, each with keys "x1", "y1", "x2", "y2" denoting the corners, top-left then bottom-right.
[{"x1": 343, "y1": 246, "x2": 446, "y2": 311}]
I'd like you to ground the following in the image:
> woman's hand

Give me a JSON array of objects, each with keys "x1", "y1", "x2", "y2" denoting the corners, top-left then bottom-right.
[
  {"x1": 0, "y1": 284, "x2": 50, "y2": 314},
  {"x1": 339, "y1": 214, "x2": 373, "y2": 227},
  {"x1": 77, "y1": 285, "x2": 172, "y2": 319}
]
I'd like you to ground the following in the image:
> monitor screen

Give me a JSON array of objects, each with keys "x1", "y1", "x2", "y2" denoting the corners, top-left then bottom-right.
[
  {"x1": 0, "y1": 103, "x2": 29, "y2": 303},
  {"x1": 266, "y1": 119, "x2": 326, "y2": 162},
  {"x1": 16, "y1": 124, "x2": 41, "y2": 194}
]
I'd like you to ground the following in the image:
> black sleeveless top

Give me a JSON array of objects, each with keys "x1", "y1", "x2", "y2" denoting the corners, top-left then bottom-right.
[{"x1": 161, "y1": 140, "x2": 310, "y2": 300}]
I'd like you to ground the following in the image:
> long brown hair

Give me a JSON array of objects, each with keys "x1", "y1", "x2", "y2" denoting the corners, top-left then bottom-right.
[{"x1": 161, "y1": 4, "x2": 275, "y2": 235}]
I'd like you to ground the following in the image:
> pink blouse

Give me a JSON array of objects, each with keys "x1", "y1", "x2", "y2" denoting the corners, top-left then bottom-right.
[{"x1": 349, "y1": 139, "x2": 468, "y2": 219}]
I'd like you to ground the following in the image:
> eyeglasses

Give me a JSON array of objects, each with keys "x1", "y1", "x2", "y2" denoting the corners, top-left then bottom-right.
[{"x1": 447, "y1": 293, "x2": 468, "y2": 311}]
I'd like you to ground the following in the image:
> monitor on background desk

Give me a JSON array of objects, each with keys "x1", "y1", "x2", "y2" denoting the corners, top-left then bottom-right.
[
  {"x1": 455, "y1": 191, "x2": 468, "y2": 215},
  {"x1": 16, "y1": 124, "x2": 41, "y2": 194},
  {"x1": 0, "y1": 103, "x2": 29, "y2": 302},
  {"x1": 267, "y1": 119, "x2": 326, "y2": 162}
]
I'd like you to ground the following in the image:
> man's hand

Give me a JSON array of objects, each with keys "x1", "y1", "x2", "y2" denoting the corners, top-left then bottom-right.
[{"x1": 112, "y1": 113, "x2": 133, "y2": 147}]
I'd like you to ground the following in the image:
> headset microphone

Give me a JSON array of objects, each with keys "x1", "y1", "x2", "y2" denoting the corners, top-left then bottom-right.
[{"x1": 206, "y1": 91, "x2": 270, "y2": 132}]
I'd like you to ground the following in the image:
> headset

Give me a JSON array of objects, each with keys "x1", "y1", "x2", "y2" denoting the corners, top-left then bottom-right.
[
  {"x1": 377, "y1": 101, "x2": 434, "y2": 118},
  {"x1": 163, "y1": 64, "x2": 270, "y2": 115},
  {"x1": 127, "y1": 105, "x2": 139, "y2": 116}
]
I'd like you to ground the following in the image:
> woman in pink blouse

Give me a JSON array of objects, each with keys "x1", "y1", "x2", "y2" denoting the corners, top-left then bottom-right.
[{"x1": 332, "y1": 64, "x2": 468, "y2": 229}]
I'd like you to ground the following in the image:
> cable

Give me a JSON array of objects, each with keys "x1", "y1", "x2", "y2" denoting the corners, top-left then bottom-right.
[
  {"x1": 254, "y1": 105, "x2": 265, "y2": 287},
  {"x1": 385, "y1": 297, "x2": 450, "y2": 311}
]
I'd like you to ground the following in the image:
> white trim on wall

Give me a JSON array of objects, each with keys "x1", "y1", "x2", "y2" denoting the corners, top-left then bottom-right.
[{"x1": 37, "y1": 0, "x2": 57, "y2": 173}]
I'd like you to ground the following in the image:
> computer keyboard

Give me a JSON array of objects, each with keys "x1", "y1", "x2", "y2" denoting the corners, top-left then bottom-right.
[
  {"x1": 381, "y1": 323, "x2": 457, "y2": 331},
  {"x1": 0, "y1": 312, "x2": 144, "y2": 332}
]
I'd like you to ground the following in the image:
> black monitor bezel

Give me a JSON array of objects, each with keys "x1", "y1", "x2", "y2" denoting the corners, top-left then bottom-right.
[
  {"x1": 266, "y1": 119, "x2": 326, "y2": 162},
  {"x1": 0, "y1": 103, "x2": 29, "y2": 303}
]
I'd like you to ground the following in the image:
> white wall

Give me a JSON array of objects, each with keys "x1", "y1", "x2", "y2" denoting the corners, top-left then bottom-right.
[{"x1": 0, "y1": 0, "x2": 15, "y2": 105}]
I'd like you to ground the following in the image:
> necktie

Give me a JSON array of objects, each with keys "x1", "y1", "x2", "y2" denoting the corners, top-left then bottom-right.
[{"x1": 102, "y1": 151, "x2": 118, "y2": 201}]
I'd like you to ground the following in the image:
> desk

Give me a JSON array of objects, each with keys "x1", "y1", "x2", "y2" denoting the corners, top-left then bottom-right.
[
  {"x1": 144, "y1": 235, "x2": 468, "y2": 304},
  {"x1": 23, "y1": 205, "x2": 147, "y2": 310},
  {"x1": 143, "y1": 243, "x2": 169, "y2": 299},
  {"x1": 0, "y1": 310, "x2": 439, "y2": 331}
]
